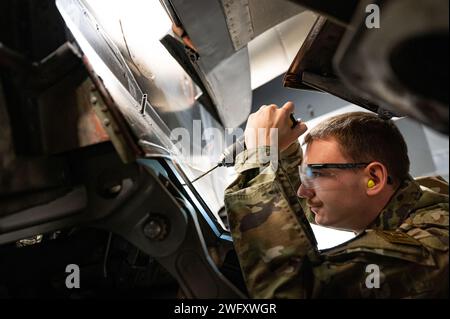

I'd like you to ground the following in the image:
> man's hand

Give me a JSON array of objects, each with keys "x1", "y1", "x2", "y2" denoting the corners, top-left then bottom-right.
[{"x1": 244, "y1": 102, "x2": 307, "y2": 152}]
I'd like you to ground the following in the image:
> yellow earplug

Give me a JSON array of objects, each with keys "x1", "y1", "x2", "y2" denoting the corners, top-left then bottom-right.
[{"x1": 367, "y1": 179, "x2": 376, "y2": 188}]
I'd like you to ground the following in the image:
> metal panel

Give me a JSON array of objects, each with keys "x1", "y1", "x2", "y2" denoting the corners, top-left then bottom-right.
[
  {"x1": 222, "y1": 0, "x2": 254, "y2": 50},
  {"x1": 248, "y1": 0, "x2": 305, "y2": 36},
  {"x1": 171, "y1": 0, "x2": 236, "y2": 71},
  {"x1": 334, "y1": 0, "x2": 449, "y2": 134},
  {"x1": 56, "y1": 0, "x2": 239, "y2": 218}
]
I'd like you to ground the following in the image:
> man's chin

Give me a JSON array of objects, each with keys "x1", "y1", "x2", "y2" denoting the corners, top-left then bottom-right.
[
  {"x1": 314, "y1": 213, "x2": 329, "y2": 226},
  {"x1": 314, "y1": 213, "x2": 338, "y2": 228},
  {"x1": 315, "y1": 216, "x2": 352, "y2": 232}
]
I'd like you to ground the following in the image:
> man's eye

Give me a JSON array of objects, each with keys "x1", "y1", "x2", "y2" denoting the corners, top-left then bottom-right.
[{"x1": 310, "y1": 170, "x2": 325, "y2": 178}]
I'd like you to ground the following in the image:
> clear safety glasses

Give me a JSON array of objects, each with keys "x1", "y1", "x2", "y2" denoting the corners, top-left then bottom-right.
[{"x1": 298, "y1": 162, "x2": 370, "y2": 190}]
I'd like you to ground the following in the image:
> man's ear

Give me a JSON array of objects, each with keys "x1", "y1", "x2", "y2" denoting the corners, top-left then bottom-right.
[{"x1": 364, "y1": 162, "x2": 389, "y2": 196}]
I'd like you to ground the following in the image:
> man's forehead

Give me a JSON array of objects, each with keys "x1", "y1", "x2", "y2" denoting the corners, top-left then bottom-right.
[{"x1": 304, "y1": 138, "x2": 349, "y2": 163}]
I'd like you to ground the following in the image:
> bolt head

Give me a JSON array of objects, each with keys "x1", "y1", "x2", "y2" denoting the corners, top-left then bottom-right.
[
  {"x1": 144, "y1": 221, "x2": 162, "y2": 239},
  {"x1": 143, "y1": 216, "x2": 168, "y2": 241}
]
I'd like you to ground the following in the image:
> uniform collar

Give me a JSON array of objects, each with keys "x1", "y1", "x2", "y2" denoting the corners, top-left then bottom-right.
[{"x1": 368, "y1": 176, "x2": 423, "y2": 231}]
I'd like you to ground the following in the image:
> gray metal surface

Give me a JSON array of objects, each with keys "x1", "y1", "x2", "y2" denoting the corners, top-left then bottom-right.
[
  {"x1": 204, "y1": 48, "x2": 252, "y2": 128},
  {"x1": 222, "y1": 0, "x2": 254, "y2": 50},
  {"x1": 56, "y1": 0, "x2": 236, "y2": 218},
  {"x1": 248, "y1": 0, "x2": 305, "y2": 36},
  {"x1": 171, "y1": 0, "x2": 236, "y2": 71},
  {"x1": 169, "y1": 0, "x2": 253, "y2": 128}
]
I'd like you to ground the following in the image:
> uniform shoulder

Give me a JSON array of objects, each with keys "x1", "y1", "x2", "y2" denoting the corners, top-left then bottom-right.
[
  {"x1": 397, "y1": 208, "x2": 449, "y2": 253},
  {"x1": 415, "y1": 175, "x2": 449, "y2": 196},
  {"x1": 322, "y1": 229, "x2": 436, "y2": 266},
  {"x1": 405, "y1": 206, "x2": 449, "y2": 229}
]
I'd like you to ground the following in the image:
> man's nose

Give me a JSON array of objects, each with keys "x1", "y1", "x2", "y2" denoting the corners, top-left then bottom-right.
[{"x1": 297, "y1": 184, "x2": 315, "y2": 199}]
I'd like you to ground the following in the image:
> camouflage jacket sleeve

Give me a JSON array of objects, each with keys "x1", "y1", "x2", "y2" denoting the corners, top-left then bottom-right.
[
  {"x1": 224, "y1": 142, "x2": 321, "y2": 298},
  {"x1": 224, "y1": 142, "x2": 449, "y2": 298}
]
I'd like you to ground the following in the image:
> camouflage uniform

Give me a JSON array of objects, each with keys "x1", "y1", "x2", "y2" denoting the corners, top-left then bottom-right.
[{"x1": 224, "y1": 142, "x2": 449, "y2": 298}]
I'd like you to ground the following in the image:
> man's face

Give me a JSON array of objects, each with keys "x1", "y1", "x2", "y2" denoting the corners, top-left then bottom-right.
[{"x1": 297, "y1": 137, "x2": 367, "y2": 231}]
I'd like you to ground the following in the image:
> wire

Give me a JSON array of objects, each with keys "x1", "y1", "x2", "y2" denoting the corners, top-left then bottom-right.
[{"x1": 103, "y1": 232, "x2": 113, "y2": 278}]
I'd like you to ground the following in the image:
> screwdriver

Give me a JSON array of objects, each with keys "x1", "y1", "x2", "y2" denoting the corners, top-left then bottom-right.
[{"x1": 190, "y1": 113, "x2": 300, "y2": 183}]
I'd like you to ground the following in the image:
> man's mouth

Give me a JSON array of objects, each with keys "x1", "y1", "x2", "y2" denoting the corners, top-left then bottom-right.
[{"x1": 307, "y1": 202, "x2": 322, "y2": 214}]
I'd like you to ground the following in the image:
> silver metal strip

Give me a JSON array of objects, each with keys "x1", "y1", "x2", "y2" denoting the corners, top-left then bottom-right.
[{"x1": 222, "y1": 0, "x2": 254, "y2": 50}]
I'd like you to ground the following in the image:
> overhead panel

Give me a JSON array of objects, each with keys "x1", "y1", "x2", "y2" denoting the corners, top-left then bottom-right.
[
  {"x1": 248, "y1": 0, "x2": 305, "y2": 36},
  {"x1": 220, "y1": 0, "x2": 306, "y2": 52},
  {"x1": 222, "y1": 0, "x2": 254, "y2": 51}
]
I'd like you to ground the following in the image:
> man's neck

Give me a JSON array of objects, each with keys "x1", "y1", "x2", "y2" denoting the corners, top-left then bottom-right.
[{"x1": 354, "y1": 186, "x2": 398, "y2": 234}]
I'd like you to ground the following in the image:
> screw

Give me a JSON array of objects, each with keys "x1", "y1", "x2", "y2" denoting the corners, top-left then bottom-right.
[
  {"x1": 143, "y1": 216, "x2": 168, "y2": 241},
  {"x1": 144, "y1": 220, "x2": 162, "y2": 239}
]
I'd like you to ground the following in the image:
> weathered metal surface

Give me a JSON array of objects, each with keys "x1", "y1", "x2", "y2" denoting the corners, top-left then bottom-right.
[
  {"x1": 84, "y1": 57, "x2": 142, "y2": 163},
  {"x1": 38, "y1": 69, "x2": 111, "y2": 154}
]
